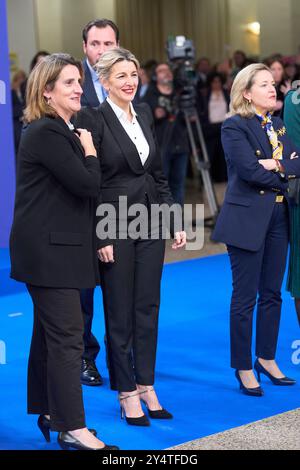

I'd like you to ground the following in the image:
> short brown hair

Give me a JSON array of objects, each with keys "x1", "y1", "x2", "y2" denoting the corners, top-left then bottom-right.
[
  {"x1": 82, "y1": 19, "x2": 119, "y2": 44},
  {"x1": 24, "y1": 53, "x2": 83, "y2": 123}
]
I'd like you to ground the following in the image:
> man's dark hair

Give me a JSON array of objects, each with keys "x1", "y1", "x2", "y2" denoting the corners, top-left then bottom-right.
[
  {"x1": 30, "y1": 50, "x2": 50, "y2": 71},
  {"x1": 82, "y1": 19, "x2": 119, "y2": 44}
]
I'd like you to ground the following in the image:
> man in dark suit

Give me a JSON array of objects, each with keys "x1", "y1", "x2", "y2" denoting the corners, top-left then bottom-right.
[
  {"x1": 81, "y1": 19, "x2": 119, "y2": 108},
  {"x1": 79, "y1": 19, "x2": 119, "y2": 386}
]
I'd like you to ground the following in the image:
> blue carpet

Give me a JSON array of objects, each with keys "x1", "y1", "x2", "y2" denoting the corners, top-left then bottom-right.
[{"x1": 0, "y1": 247, "x2": 300, "y2": 450}]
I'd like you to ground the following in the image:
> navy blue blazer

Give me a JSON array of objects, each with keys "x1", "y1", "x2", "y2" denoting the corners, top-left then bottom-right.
[
  {"x1": 212, "y1": 114, "x2": 300, "y2": 251},
  {"x1": 81, "y1": 60, "x2": 101, "y2": 108}
]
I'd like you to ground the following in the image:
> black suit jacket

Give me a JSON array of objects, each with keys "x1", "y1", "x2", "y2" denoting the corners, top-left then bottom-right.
[
  {"x1": 81, "y1": 60, "x2": 101, "y2": 108},
  {"x1": 75, "y1": 100, "x2": 176, "y2": 247},
  {"x1": 10, "y1": 116, "x2": 101, "y2": 288}
]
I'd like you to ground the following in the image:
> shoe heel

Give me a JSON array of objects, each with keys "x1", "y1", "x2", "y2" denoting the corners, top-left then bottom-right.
[
  {"x1": 256, "y1": 371, "x2": 261, "y2": 382},
  {"x1": 120, "y1": 406, "x2": 124, "y2": 420},
  {"x1": 37, "y1": 415, "x2": 51, "y2": 443}
]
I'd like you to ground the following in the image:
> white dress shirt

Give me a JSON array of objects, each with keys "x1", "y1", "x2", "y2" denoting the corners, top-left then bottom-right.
[
  {"x1": 86, "y1": 59, "x2": 107, "y2": 104},
  {"x1": 106, "y1": 97, "x2": 150, "y2": 165},
  {"x1": 208, "y1": 92, "x2": 228, "y2": 124}
]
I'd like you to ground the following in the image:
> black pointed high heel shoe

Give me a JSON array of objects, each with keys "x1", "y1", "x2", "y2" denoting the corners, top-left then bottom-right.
[
  {"x1": 235, "y1": 370, "x2": 264, "y2": 397},
  {"x1": 119, "y1": 391, "x2": 150, "y2": 426},
  {"x1": 254, "y1": 359, "x2": 296, "y2": 386},
  {"x1": 37, "y1": 415, "x2": 97, "y2": 442},
  {"x1": 146, "y1": 408, "x2": 173, "y2": 419},
  {"x1": 140, "y1": 387, "x2": 173, "y2": 419},
  {"x1": 57, "y1": 432, "x2": 119, "y2": 451}
]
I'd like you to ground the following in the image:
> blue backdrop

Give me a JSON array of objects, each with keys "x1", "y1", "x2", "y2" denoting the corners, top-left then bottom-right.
[{"x1": 0, "y1": 0, "x2": 15, "y2": 248}]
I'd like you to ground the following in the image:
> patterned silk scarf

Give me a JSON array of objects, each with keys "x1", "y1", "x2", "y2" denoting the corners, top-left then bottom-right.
[{"x1": 256, "y1": 111, "x2": 283, "y2": 160}]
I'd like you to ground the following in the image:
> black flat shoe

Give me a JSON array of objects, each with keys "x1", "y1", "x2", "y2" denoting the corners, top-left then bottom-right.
[
  {"x1": 235, "y1": 370, "x2": 264, "y2": 397},
  {"x1": 57, "y1": 432, "x2": 119, "y2": 451},
  {"x1": 119, "y1": 392, "x2": 150, "y2": 427},
  {"x1": 254, "y1": 359, "x2": 296, "y2": 386},
  {"x1": 81, "y1": 359, "x2": 103, "y2": 386},
  {"x1": 37, "y1": 415, "x2": 97, "y2": 442}
]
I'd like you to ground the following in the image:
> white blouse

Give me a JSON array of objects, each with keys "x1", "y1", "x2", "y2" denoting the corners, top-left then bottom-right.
[
  {"x1": 208, "y1": 92, "x2": 227, "y2": 124},
  {"x1": 107, "y1": 97, "x2": 150, "y2": 165}
]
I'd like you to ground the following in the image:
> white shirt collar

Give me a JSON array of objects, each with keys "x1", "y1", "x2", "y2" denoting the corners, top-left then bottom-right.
[{"x1": 107, "y1": 97, "x2": 137, "y2": 122}]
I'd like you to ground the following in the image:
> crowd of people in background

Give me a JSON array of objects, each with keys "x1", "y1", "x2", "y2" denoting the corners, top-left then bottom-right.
[{"x1": 11, "y1": 47, "x2": 300, "y2": 192}]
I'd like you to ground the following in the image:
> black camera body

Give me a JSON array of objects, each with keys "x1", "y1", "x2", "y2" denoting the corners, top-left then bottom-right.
[{"x1": 166, "y1": 36, "x2": 197, "y2": 110}]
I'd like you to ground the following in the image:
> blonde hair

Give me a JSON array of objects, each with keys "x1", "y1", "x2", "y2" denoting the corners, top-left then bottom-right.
[
  {"x1": 11, "y1": 69, "x2": 27, "y2": 87},
  {"x1": 94, "y1": 47, "x2": 140, "y2": 82},
  {"x1": 229, "y1": 63, "x2": 272, "y2": 118},
  {"x1": 24, "y1": 53, "x2": 83, "y2": 123}
]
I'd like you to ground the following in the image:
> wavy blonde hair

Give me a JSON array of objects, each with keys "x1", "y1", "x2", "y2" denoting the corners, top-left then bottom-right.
[
  {"x1": 24, "y1": 53, "x2": 83, "y2": 123},
  {"x1": 94, "y1": 47, "x2": 140, "y2": 83},
  {"x1": 229, "y1": 63, "x2": 273, "y2": 118}
]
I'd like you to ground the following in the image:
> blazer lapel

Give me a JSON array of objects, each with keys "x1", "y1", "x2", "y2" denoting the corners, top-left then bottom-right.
[
  {"x1": 82, "y1": 62, "x2": 100, "y2": 108},
  {"x1": 246, "y1": 116, "x2": 272, "y2": 158},
  {"x1": 100, "y1": 100, "x2": 145, "y2": 174},
  {"x1": 55, "y1": 117, "x2": 85, "y2": 157}
]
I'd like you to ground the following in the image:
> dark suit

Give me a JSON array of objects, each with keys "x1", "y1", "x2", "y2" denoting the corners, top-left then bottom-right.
[
  {"x1": 79, "y1": 62, "x2": 144, "y2": 364},
  {"x1": 75, "y1": 100, "x2": 175, "y2": 390},
  {"x1": 79, "y1": 59, "x2": 103, "y2": 362},
  {"x1": 212, "y1": 114, "x2": 300, "y2": 369},
  {"x1": 10, "y1": 116, "x2": 101, "y2": 430}
]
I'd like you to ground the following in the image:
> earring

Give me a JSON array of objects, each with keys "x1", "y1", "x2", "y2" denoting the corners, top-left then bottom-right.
[{"x1": 248, "y1": 98, "x2": 251, "y2": 104}]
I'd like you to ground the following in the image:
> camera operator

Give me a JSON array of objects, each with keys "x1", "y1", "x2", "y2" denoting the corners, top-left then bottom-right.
[{"x1": 142, "y1": 62, "x2": 189, "y2": 206}]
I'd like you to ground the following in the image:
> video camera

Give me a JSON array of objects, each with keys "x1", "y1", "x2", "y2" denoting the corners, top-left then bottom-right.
[{"x1": 166, "y1": 36, "x2": 197, "y2": 110}]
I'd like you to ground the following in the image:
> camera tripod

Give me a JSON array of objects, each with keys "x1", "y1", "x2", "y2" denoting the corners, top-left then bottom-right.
[{"x1": 181, "y1": 103, "x2": 219, "y2": 228}]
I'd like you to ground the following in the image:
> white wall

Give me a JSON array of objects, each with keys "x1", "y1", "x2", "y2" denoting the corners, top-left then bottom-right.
[
  {"x1": 35, "y1": 0, "x2": 116, "y2": 60},
  {"x1": 227, "y1": 0, "x2": 259, "y2": 58},
  {"x1": 6, "y1": 0, "x2": 300, "y2": 73},
  {"x1": 227, "y1": 0, "x2": 298, "y2": 59},
  {"x1": 258, "y1": 0, "x2": 293, "y2": 58},
  {"x1": 6, "y1": 0, "x2": 37, "y2": 73},
  {"x1": 35, "y1": 0, "x2": 63, "y2": 55}
]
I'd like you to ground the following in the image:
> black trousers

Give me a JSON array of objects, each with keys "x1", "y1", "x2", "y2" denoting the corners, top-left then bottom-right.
[
  {"x1": 27, "y1": 285, "x2": 86, "y2": 431},
  {"x1": 204, "y1": 122, "x2": 227, "y2": 183},
  {"x1": 227, "y1": 202, "x2": 289, "y2": 370},
  {"x1": 100, "y1": 237, "x2": 165, "y2": 391},
  {"x1": 80, "y1": 288, "x2": 100, "y2": 361}
]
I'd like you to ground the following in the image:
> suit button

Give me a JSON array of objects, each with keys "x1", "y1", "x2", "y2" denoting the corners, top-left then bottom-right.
[
  {"x1": 287, "y1": 188, "x2": 290, "y2": 193},
  {"x1": 255, "y1": 150, "x2": 261, "y2": 156},
  {"x1": 259, "y1": 190, "x2": 265, "y2": 195}
]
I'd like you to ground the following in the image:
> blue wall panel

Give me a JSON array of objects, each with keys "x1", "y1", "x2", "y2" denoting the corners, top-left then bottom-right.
[{"x1": 0, "y1": 0, "x2": 16, "y2": 247}]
